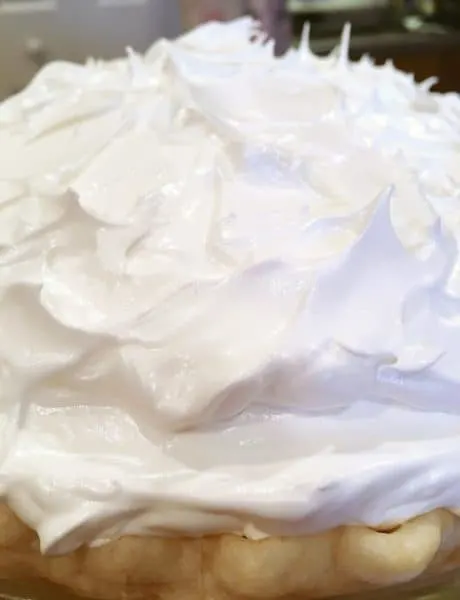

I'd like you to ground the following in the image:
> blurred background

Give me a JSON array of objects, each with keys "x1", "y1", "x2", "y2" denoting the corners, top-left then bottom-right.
[{"x1": 0, "y1": 0, "x2": 459, "y2": 100}]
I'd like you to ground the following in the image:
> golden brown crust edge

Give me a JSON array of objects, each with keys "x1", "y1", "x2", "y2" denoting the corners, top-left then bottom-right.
[{"x1": 1, "y1": 505, "x2": 460, "y2": 599}]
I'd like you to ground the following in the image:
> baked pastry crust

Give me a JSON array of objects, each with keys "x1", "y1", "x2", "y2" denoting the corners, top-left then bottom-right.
[{"x1": 1, "y1": 504, "x2": 460, "y2": 599}]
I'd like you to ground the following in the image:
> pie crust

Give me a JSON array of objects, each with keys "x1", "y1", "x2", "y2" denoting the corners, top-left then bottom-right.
[{"x1": 1, "y1": 505, "x2": 460, "y2": 599}]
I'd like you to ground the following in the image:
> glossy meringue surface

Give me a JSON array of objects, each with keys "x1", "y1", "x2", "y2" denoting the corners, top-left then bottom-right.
[{"x1": 1, "y1": 18, "x2": 460, "y2": 554}]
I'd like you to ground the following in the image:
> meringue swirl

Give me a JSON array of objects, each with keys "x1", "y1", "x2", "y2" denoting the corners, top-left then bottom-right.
[{"x1": 1, "y1": 18, "x2": 460, "y2": 554}]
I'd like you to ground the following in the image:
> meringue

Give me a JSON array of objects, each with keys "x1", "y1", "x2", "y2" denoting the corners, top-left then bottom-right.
[{"x1": 1, "y1": 18, "x2": 460, "y2": 555}]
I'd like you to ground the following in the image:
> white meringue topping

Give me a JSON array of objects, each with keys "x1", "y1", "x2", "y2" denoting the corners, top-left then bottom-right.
[{"x1": 1, "y1": 18, "x2": 460, "y2": 554}]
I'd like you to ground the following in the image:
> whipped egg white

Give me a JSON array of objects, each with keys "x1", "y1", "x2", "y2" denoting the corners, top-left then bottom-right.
[{"x1": 1, "y1": 18, "x2": 460, "y2": 555}]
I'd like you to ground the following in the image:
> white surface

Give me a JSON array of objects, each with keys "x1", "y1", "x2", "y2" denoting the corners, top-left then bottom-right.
[{"x1": 0, "y1": 0, "x2": 181, "y2": 99}]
